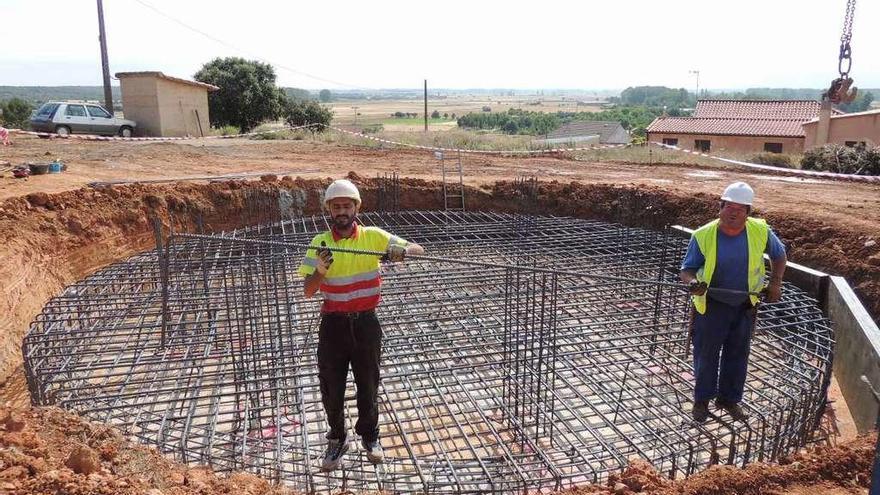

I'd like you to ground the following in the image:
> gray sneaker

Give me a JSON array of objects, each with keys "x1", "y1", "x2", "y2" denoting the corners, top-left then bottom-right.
[
  {"x1": 362, "y1": 438, "x2": 384, "y2": 465},
  {"x1": 321, "y1": 437, "x2": 349, "y2": 472}
]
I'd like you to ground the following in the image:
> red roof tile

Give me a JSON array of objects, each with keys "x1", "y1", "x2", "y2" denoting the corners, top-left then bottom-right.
[
  {"x1": 693, "y1": 100, "x2": 825, "y2": 120},
  {"x1": 646, "y1": 117, "x2": 806, "y2": 137}
]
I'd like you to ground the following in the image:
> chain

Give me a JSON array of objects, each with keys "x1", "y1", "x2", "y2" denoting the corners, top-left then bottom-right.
[
  {"x1": 841, "y1": 0, "x2": 856, "y2": 43},
  {"x1": 838, "y1": 0, "x2": 856, "y2": 77}
]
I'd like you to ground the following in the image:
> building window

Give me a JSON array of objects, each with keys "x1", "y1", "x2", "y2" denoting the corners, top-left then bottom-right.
[
  {"x1": 662, "y1": 138, "x2": 678, "y2": 146},
  {"x1": 695, "y1": 139, "x2": 711, "y2": 152},
  {"x1": 763, "y1": 142, "x2": 783, "y2": 153}
]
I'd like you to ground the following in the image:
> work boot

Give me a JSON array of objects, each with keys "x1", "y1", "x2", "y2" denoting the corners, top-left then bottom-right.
[
  {"x1": 692, "y1": 401, "x2": 709, "y2": 423},
  {"x1": 716, "y1": 399, "x2": 749, "y2": 422},
  {"x1": 362, "y1": 438, "x2": 384, "y2": 465},
  {"x1": 321, "y1": 437, "x2": 349, "y2": 472}
]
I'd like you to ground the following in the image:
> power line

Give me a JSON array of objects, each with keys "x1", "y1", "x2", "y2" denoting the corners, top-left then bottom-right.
[{"x1": 129, "y1": 0, "x2": 377, "y2": 90}]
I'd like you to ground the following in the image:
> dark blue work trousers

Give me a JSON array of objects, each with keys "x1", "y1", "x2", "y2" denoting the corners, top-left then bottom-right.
[{"x1": 692, "y1": 298, "x2": 754, "y2": 404}]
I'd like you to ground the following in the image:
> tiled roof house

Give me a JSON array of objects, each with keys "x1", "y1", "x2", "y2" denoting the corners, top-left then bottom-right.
[{"x1": 646, "y1": 100, "x2": 839, "y2": 154}]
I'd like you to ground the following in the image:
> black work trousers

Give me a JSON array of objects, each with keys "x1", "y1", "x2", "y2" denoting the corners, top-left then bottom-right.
[{"x1": 317, "y1": 310, "x2": 382, "y2": 442}]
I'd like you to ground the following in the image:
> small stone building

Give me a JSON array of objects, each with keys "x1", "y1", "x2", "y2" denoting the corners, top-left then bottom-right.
[
  {"x1": 115, "y1": 71, "x2": 219, "y2": 137},
  {"x1": 540, "y1": 121, "x2": 631, "y2": 145}
]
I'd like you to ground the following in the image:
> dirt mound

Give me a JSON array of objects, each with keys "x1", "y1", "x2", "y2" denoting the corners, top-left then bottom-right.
[
  {"x1": 1, "y1": 404, "x2": 871, "y2": 495},
  {"x1": 0, "y1": 405, "x2": 294, "y2": 494},
  {"x1": 560, "y1": 436, "x2": 874, "y2": 495}
]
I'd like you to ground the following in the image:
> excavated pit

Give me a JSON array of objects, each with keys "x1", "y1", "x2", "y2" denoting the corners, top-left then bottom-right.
[{"x1": 20, "y1": 196, "x2": 834, "y2": 494}]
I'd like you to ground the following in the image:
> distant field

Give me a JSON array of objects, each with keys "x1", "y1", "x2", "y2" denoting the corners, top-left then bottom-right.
[{"x1": 330, "y1": 95, "x2": 607, "y2": 126}]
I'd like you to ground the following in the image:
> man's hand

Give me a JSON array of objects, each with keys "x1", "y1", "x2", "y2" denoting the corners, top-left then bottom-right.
[
  {"x1": 688, "y1": 280, "x2": 708, "y2": 296},
  {"x1": 386, "y1": 245, "x2": 406, "y2": 262},
  {"x1": 765, "y1": 281, "x2": 782, "y2": 303},
  {"x1": 316, "y1": 241, "x2": 333, "y2": 275}
]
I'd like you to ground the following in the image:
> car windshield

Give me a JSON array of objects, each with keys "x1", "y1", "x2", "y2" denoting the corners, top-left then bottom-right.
[
  {"x1": 87, "y1": 106, "x2": 111, "y2": 118},
  {"x1": 35, "y1": 103, "x2": 59, "y2": 118}
]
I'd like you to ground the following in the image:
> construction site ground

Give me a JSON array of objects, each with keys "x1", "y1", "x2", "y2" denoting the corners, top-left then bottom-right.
[{"x1": 1, "y1": 134, "x2": 879, "y2": 494}]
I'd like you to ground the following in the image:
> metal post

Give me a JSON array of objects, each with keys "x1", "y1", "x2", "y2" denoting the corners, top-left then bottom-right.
[
  {"x1": 96, "y1": 0, "x2": 114, "y2": 113},
  {"x1": 424, "y1": 79, "x2": 428, "y2": 132}
]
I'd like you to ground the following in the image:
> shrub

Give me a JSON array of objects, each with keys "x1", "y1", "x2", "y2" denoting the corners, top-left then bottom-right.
[
  {"x1": 748, "y1": 152, "x2": 793, "y2": 168},
  {"x1": 431, "y1": 110, "x2": 440, "y2": 119},
  {"x1": 482, "y1": 106, "x2": 492, "y2": 112},
  {"x1": 283, "y1": 98, "x2": 333, "y2": 130},
  {"x1": 801, "y1": 144, "x2": 880, "y2": 175},
  {"x1": 249, "y1": 130, "x2": 285, "y2": 140},
  {"x1": 1, "y1": 98, "x2": 34, "y2": 129},
  {"x1": 215, "y1": 124, "x2": 240, "y2": 136},
  {"x1": 362, "y1": 124, "x2": 384, "y2": 134}
]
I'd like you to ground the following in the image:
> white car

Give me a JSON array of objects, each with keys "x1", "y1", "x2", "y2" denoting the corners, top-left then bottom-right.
[{"x1": 31, "y1": 102, "x2": 137, "y2": 137}]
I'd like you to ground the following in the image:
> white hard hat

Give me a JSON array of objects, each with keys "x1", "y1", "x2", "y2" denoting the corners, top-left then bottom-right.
[
  {"x1": 721, "y1": 181, "x2": 754, "y2": 206},
  {"x1": 324, "y1": 179, "x2": 361, "y2": 207}
]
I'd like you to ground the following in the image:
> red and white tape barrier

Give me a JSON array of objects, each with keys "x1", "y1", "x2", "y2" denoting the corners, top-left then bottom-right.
[
  {"x1": 7, "y1": 123, "x2": 321, "y2": 142},
  {"x1": 651, "y1": 142, "x2": 880, "y2": 183}
]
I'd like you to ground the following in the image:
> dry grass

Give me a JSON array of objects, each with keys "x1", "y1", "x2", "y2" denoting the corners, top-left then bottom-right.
[{"x1": 329, "y1": 95, "x2": 606, "y2": 125}]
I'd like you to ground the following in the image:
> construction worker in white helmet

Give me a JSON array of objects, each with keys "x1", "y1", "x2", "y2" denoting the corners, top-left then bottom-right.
[
  {"x1": 679, "y1": 181, "x2": 787, "y2": 423},
  {"x1": 298, "y1": 178, "x2": 424, "y2": 472}
]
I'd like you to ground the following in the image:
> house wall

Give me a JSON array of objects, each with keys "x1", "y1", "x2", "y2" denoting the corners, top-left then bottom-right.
[
  {"x1": 155, "y1": 80, "x2": 211, "y2": 137},
  {"x1": 803, "y1": 112, "x2": 880, "y2": 149},
  {"x1": 118, "y1": 76, "x2": 161, "y2": 137},
  {"x1": 647, "y1": 133, "x2": 804, "y2": 154}
]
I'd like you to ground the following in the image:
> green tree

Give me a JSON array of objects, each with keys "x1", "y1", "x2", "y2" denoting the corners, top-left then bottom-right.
[
  {"x1": 839, "y1": 91, "x2": 875, "y2": 113},
  {"x1": 0, "y1": 98, "x2": 33, "y2": 129},
  {"x1": 319, "y1": 89, "x2": 333, "y2": 102},
  {"x1": 283, "y1": 98, "x2": 333, "y2": 130},
  {"x1": 431, "y1": 110, "x2": 440, "y2": 119},
  {"x1": 194, "y1": 57, "x2": 285, "y2": 132},
  {"x1": 284, "y1": 87, "x2": 314, "y2": 101}
]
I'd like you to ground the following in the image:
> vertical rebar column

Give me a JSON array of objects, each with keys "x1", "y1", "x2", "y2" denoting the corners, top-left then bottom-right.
[{"x1": 502, "y1": 264, "x2": 558, "y2": 448}]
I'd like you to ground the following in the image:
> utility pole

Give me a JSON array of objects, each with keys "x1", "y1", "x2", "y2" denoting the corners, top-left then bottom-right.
[
  {"x1": 96, "y1": 0, "x2": 113, "y2": 113},
  {"x1": 351, "y1": 106, "x2": 360, "y2": 125},
  {"x1": 689, "y1": 70, "x2": 700, "y2": 104},
  {"x1": 424, "y1": 79, "x2": 428, "y2": 132}
]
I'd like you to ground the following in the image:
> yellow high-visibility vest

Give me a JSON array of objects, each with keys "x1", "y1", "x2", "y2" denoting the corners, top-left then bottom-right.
[{"x1": 692, "y1": 217, "x2": 769, "y2": 314}]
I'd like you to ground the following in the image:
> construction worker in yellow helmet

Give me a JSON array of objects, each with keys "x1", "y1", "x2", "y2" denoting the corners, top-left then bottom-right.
[
  {"x1": 680, "y1": 181, "x2": 787, "y2": 423},
  {"x1": 298, "y1": 179, "x2": 425, "y2": 472}
]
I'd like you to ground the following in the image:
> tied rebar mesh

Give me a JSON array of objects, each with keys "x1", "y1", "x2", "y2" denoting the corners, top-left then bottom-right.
[{"x1": 23, "y1": 211, "x2": 833, "y2": 494}]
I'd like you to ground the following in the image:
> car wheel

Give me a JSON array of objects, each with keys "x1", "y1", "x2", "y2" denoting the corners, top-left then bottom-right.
[
  {"x1": 55, "y1": 125, "x2": 71, "y2": 137},
  {"x1": 119, "y1": 126, "x2": 133, "y2": 138}
]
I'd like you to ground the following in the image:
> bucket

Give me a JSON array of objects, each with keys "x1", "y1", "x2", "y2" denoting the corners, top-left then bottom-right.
[{"x1": 48, "y1": 162, "x2": 62, "y2": 173}]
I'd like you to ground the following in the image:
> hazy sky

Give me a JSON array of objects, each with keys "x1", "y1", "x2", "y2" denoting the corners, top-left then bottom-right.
[{"x1": 2, "y1": 0, "x2": 877, "y2": 90}]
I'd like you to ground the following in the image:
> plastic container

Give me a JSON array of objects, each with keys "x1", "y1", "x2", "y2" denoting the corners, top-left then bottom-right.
[
  {"x1": 48, "y1": 161, "x2": 62, "y2": 173},
  {"x1": 29, "y1": 163, "x2": 50, "y2": 175}
]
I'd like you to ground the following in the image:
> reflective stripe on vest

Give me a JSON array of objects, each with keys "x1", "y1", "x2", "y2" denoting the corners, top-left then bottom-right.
[
  {"x1": 298, "y1": 224, "x2": 406, "y2": 313},
  {"x1": 692, "y1": 217, "x2": 769, "y2": 314}
]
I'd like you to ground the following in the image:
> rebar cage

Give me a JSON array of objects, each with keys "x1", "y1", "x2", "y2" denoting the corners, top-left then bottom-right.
[{"x1": 23, "y1": 211, "x2": 833, "y2": 494}]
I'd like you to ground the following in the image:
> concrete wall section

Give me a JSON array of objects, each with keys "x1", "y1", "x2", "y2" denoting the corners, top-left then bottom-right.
[
  {"x1": 156, "y1": 79, "x2": 211, "y2": 137},
  {"x1": 804, "y1": 111, "x2": 880, "y2": 149},
  {"x1": 118, "y1": 76, "x2": 160, "y2": 137},
  {"x1": 827, "y1": 275, "x2": 880, "y2": 433},
  {"x1": 648, "y1": 133, "x2": 804, "y2": 154}
]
